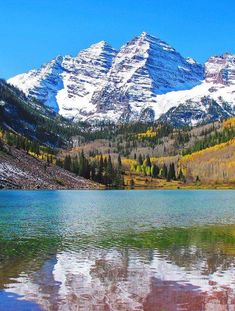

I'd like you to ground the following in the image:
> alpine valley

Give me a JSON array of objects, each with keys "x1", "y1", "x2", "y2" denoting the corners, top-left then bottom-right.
[
  {"x1": 8, "y1": 32, "x2": 235, "y2": 126},
  {"x1": 1, "y1": 32, "x2": 235, "y2": 190}
]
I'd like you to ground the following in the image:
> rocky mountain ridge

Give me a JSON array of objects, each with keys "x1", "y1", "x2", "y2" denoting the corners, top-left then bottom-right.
[{"x1": 8, "y1": 33, "x2": 235, "y2": 126}]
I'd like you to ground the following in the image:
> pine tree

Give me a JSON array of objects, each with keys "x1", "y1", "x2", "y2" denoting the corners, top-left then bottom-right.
[
  {"x1": 118, "y1": 154, "x2": 122, "y2": 169},
  {"x1": 97, "y1": 154, "x2": 104, "y2": 183},
  {"x1": 162, "y1": 164, "x2": 168, "y2": 179},
  {"x1": 72, "y1": 156, "x2": 79, "y2": 175},
  {"x1": 90, "y1": 162, "x2": 96, "y2": 181},
  {"x1": 64, "y1": 155, "x2": 71, "y2": 171},
  {"x1": 151, "y1": 164, "x2": 159, "y2": 178},
  {"x1": 145, "y1": 155, "x2": 151, "y2": 168},
  {"x1": 167, "y1": 163, "x2": 176, "y2": 181},
  {"x1": 107, "y1": 155, "x2": 113, "y2": 185},
  {"x1": 138, "y1": 154, "x2": 143, "y2": 165},
  {"x1": 170, "y1": 163, "x2": 176, "y2": 180}
]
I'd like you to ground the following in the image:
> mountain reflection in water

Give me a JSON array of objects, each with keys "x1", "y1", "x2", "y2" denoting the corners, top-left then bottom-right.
[
  {"x1": 3, "y1": 243, "x2": 235, "y2": 311},
  {"x1": 1, "y1": 190, "x2": 235, "y2": 310}
]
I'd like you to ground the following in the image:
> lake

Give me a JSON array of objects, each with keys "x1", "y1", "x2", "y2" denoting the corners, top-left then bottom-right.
[{"x1": 0, "y1": 190, "x2": 235, "y2": 311}]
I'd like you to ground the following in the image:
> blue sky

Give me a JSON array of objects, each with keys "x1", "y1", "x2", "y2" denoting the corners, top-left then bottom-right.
[{"x1": 0, "y1": 0, "x2": 234, "y2": 79}]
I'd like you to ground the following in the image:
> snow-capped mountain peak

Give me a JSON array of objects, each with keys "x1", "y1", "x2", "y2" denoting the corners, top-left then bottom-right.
[
  {"x1": 87, "y1": 40, "x2": 110, "y2": 50},
  {"x1": 7, "y1": 33, "x2": 235, "y2": 126},
  {"x1": 90, "y1": 32, "x2": 204, "y2": 122}
]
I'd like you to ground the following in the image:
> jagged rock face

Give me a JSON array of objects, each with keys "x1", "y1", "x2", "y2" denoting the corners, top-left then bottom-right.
[
  {"x1": 57, "y1": 41, "x2": 117, "y2": 118},
  {"x1": 7, "y1": 33, "x2": 235, "y2": 126},
  {"x1": 108, "y1": 32, "x2": 203, "y2": 93},
  {"x1": 205, "y1": 54, "x2": 235, "y2": 85},
  {"x1": 8, "y1": 41, "x2": 117, "y2": 118},
  {"x1": 91, "y1": 32, "x2": 204, "y2": 122}
]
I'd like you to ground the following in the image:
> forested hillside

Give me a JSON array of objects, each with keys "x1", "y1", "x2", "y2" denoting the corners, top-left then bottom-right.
[
  {"x1": 0, "y1": 80, "x2": 86, "y2": 148},
  {"x1": 179, "y1": 138, "x2": 235, "y2": 183},
  {"x1": 1, "y1": 79, "x2": 235, "y2": 189},
  {"x1": 65, "y1": 117, "x2": 235, "y2": 188}
]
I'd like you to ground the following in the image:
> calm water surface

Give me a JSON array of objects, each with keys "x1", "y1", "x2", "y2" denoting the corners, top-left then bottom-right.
[{"x1": 0, "y1": 190, "x2": 235, "y2": 311}]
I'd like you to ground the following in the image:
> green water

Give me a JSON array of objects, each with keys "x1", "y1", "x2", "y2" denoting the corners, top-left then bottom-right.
[{"x1": 0, "y1": 190, "x2": 235, "y2": 310}]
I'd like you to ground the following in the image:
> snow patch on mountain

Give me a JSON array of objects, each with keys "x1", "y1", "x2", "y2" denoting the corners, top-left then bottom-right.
[{"x1": 155, "y1": 82, "x2": 235, "y2": 116}]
